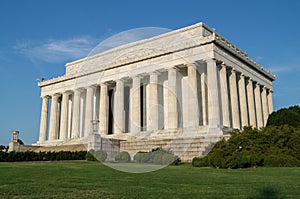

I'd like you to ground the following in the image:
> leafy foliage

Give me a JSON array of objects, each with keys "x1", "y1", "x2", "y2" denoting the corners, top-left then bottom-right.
[
  {"x1": 267, "y1": 106, "x2": 300, "y2": 128},
  {"x1": 0, "y1": 145, "x2": 8, "y2": 152},
  {"x1": 193, "y1": 125, "x2": 300, "y2": 168},
  {"x1": 115, "y1": 151, "x2": 131, "y2": 162},
  {"x1": 0, "y1": 151, "x2": 87, "y2": 162},
  {"x1": 133, "y1": 148, "x2": 180, "y2": 165},
  {"x1": 86, "y1": 150, "x2": 107, "y2": 162}
]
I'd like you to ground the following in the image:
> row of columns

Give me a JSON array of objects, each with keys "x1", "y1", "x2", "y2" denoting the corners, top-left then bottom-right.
[
  {"x1": 219, "y1": 63, "x2": 274, "y2": 130},
  {"x1": 38, "y1": 58, "x2": 274, "y2": 143},
  {"x1": 38, "y1": 64, "x2": 204, "y2": 143}
]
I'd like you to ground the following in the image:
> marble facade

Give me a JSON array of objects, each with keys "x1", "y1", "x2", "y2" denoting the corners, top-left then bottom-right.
[{"x1": 36, "y1": 22, "x2": 275, "y2": 161}]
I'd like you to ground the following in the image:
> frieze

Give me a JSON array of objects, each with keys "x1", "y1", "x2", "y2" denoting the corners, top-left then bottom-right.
[{"x1": 38, "y1": 22, "x2": 275, "y2": 87}]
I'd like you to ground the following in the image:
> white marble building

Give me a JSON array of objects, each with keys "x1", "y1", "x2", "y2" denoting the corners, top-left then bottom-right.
[{"x1": 36, "y1": 22, "x2": 275, "y2": 161}]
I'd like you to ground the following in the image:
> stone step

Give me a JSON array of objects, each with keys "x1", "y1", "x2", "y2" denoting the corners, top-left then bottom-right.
[{"x1": 120, "y1": 135, "x2": 221, "y2": 162}]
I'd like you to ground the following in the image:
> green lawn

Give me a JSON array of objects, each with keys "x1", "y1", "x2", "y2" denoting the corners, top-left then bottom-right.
[{"x1": 0, "y1": 161, "x2": 299, "y2": 199}]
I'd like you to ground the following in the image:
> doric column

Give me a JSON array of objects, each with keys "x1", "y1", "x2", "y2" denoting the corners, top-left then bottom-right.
[
  {"x1": 130, "y1": 76, "x2": 141, "y2": 133},
  {"x1": 206, "y1": 59, "x2": 221, "y2": 128},
  {"x1": 114, "y1": 79, "x2": 125, "y2": 134},
  {"x1": 49, "y1": 94, "x2": 59, "y2": 141},
  {"x1": 56, "y1": 99, "x2": 61, "y2": 139},
  {"x1": 167, "y1": 68, "x2": 178, "y2": 129},
  {"x1": 39, "y1": 96, "x2": 49, "y2": 142},
  {"x1": 238, "y1": 74, "x2": 249, "y2": 127},
  {"x1": 59, "y1": 92, "x2": 69, "y2": 141},
  {"x1": 229, "y1": 68, "x2": 240, "y2": 129},
  {"x1": 84, "y1": 86, "x2": 95, "y2": 136},
  {"x1": 147, "y1": 72, "x2": 159, "y2": 131},
  {"x1": 254, "y1": 83, "x2": 263, "y2": 128},
  {"x1": 200, "y1": 71, "x2": 207, "y2": 126},
  {"x1": 261, "y1": 86, "x2": 269, "y2": 126},
  {"x1": 187, "y1": 63, "x2": 199, "y2": 127},
  {"x1": 247, "y1": 78, "x2": 256, "y2": 127},
  {"x1": 71, "y1": 89, "x2": 81, "y2": 138},
  {"x1": 67, "y1": 97, "x2": 73, "y2": 139},
  {"x1": 267, "y1": 89, "x2": 274, "y2": 114},
  {"x1": 219, "y1": 63, "x2": 230, "y2": 127},
  {"x1": 99, "y1": 83, "x2": 109, "y2": 134}
]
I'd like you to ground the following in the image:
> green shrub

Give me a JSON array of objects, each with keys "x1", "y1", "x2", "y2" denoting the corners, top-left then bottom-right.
[
  {"x1": 192, "y1": 157, "x2": 209, "y2": 167},
  {"x1": 0, "y1": 151, "x2": 87, "y2": 162},
  {"x1": 192, "y1": 118, "x2": 300, "y2": 169},
  {"x1": 115, "y1": 151, "x2": 131, "y2": 162},
  {"x1": 94, "y1": 150, "x2": 107, "y2": 162},
  {"x1": 86, "y1": 150, "x2": 107, "y2": 162},
  {"x1": 86, "y1": 150, "x2": 97, "y2": 161},
  {"x1": 267, "y1": 106, "x2": 300, "y2": 128},
  {"x1": 133, "y1": 151, "x2": 150, "y2": 163},
  {"x1": 134, "y1": 148, "x2": 180, "y2": 165},
  {"x1": 264, "y1": 154, "x2": 300, "y2": 167},
  {"x1": 152, "y1": 152, "x2": 163, "y2": 164},
  {"x1": 161, "y1": 153, "x2": 179, "y2": 165}
]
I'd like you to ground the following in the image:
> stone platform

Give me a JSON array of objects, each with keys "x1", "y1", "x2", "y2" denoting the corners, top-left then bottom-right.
[
  {"x1": 33, "y1": 144, "x2": 86, "y2": 152},
  {"x1": 120, "y1": 135, "x2": 222, "y2": 162}
]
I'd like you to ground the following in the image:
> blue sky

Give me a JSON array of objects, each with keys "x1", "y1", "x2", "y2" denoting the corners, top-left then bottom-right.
[{"x1": 0, "y1": 0, "x2": 299, "y2": 146}]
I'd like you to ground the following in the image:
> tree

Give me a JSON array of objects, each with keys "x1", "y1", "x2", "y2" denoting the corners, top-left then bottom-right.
[{"x1": 267, "y1": 106, "x2": 300, "y2": 128}]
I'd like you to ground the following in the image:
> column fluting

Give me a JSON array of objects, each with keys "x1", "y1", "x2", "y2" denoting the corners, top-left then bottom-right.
[
  {"x1": 261, "y1": 86, "x2": 269, "y2": 126},
  {"x1": 254, "y1": 83, "x2": 263, "y2": 128},
  {"x1": 238, "y1": 74, "x2": 249, "y2": 127},
  {"x1": 247, "y1": 78, "x2": 257, "y2": 127},
  {"x1": 39, "y1": 96, "x2": 49, "y2": 142},
  {"x1": 99, "y1": 83, "x2": 109, "y2": 134},
  {"x1": 187, "y1": 63, "x2": 199, "y2": 127},
  {"x1": 84, "y1": 86, "x2": 95, "y2": 136},
  {"x1": 229, "y1": 69, "x2": 240, "y2": 129},
  {"x1": 167, "y1": 68, "x2": 178, "y2": 129},
  {"x1": 71, "y1": 89, "x2": 81, "y2": 138},
  {"x1": 206, "y1": 59, "x2": 221, "y2": 128},
  {"x1": 49, "y1": 94, "x2": 59, "y2": 141},
  {"x1": 59, "y1": 92, "x2": 69, "y2": 141},
  {"x1": 219, "y1": 63, "x2": 230, "y2": 127},
  {"x1": 114, "y1": 79, "x2": 125, "y2": 134}
]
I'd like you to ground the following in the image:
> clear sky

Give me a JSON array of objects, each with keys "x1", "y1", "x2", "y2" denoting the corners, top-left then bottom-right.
[{"x1": 0, "y1": 0, "x2": 299, "y2": 146}]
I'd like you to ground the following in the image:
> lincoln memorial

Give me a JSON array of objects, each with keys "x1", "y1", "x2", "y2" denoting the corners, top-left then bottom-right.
[{"x1": 36, "y1": 22, "x2": 275, "y2": 161}]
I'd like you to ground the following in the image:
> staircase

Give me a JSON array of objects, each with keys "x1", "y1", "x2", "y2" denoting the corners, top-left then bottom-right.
[{"x1": 120, "y1": 127, "x2": 223, "y2": 162}]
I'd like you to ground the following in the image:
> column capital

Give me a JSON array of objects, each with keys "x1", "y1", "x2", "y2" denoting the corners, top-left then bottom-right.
[
  {"x1": 99, "y1": 82, "x2": 109, "y2": 87},
  {"x1": 220, "y1": 62, "x2": 227, "y2": 69},
  {"x1": 268, "y1": 89, "x2": 274, "y2": 93},
  {"x1": 51, "y1": 93, "x2": 61, "y2": 99},
  {"x1": 41, "y1": 95, "x2": 50, "y2": 99},
  {"x1": 186, "y1": 62, "x2": 197, "y2": 68},
  {"x1": 149, "y1": 71, "x2": 160, "y2": 76},
  {"x1": 168, "y1": 67, "x2": 179, "y2": 72},
  {"x1": 230, "y1": 68, "x2": 236, "y2": 74},
  {"x1": 86, "y1": 85, "x2": 96, "y2": 89},
  {"x1": 205, "y1": 58, "x2": 217, "y2": 63},
  {"x1": 115, "y1": 79, "x2": 124, "y2": 83},
  {"x1": 131, "y1": 74, "x2": 143, "y2": 80},
  {"x1": 62, "y1": 91, "x2": 72, "y2": 95},
  {"x1": 73, "y1": 88, "x2": 84, "y2": 93},
  {"x1": 85, "y1": 86, "x2": 96, "y2": 93}
]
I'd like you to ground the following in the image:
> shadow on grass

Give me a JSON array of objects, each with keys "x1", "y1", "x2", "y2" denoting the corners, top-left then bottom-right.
[{"x1": 248, "y1": 187, "x2": 283, "y2": 199}]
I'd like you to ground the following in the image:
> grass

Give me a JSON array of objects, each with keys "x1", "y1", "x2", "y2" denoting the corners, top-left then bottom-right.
[{"x1": 0, "y1": 161, "x2": 299, "y2": 198}]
